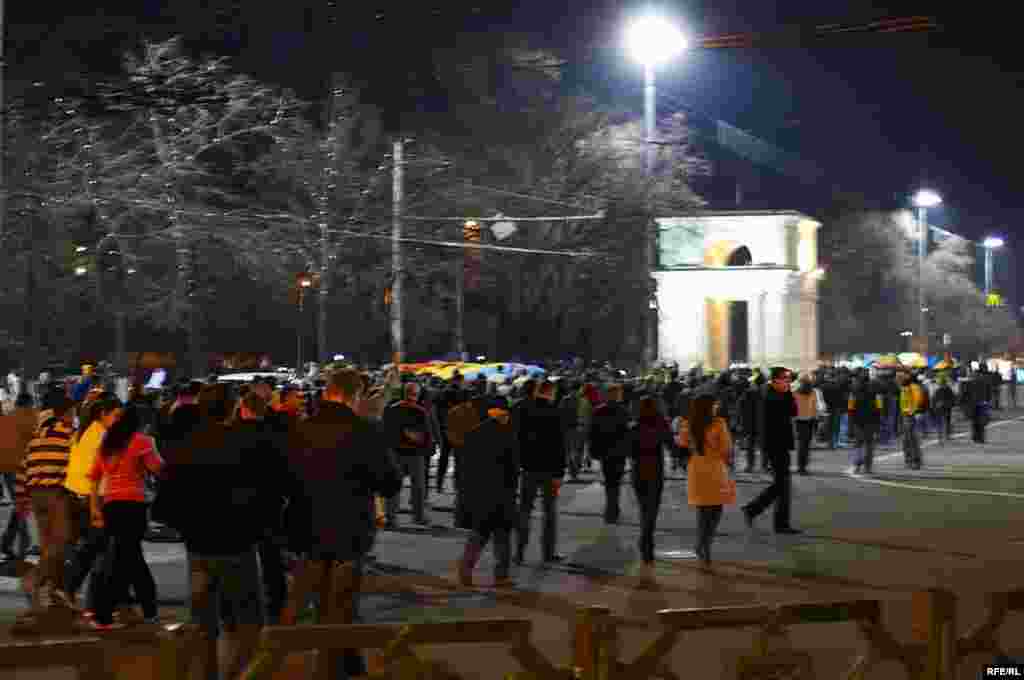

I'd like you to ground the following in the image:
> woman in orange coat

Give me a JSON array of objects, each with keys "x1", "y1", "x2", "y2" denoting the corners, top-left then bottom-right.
[{"x1": 677, "y1": 394, "x2": 733, "y2": 568}]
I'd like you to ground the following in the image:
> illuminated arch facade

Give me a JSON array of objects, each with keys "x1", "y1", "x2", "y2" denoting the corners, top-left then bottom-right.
[{"x1": 654, "y1": 210, "x2": 821, "y2": 372}]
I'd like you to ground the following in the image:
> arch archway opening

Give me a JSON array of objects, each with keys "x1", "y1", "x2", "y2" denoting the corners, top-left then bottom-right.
[
  {"x1": 726, "y1": 246, "x2": 753, "y2": 267},
  {"x1": 726, "y1": 246, "x2": 752, "y2": 363}
]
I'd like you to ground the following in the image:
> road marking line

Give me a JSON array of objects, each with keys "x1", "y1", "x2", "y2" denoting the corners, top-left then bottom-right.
[{"x1": 853, "y1": 415, "x2": 1024, "y2": 498}]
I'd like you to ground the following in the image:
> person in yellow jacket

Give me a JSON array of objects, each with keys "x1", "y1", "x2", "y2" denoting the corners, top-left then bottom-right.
[
  {"x1": 63, "y1": 394, "x2": 123, "y2": 612},
  {"x1": 898, "y1": 372, "x2": 925, "y2": 470}
]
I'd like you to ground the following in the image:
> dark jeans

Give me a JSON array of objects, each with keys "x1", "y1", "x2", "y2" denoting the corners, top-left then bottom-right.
[
  {"x1": 190, "y1": 548, "x2": 266, "y2": 680},
  {"x1": 972, "y1": 405, "x2": 988, "y2": 443},
  {"x1": 95, "y1": 501, "x2": 157, "y2": 625},
  {"x1": 743, "y1": 431, "x2": 757, "y2": 471},
  {"x1": 257, "y1": 535, "x2": 287, "y2": 625},
  {"x1": 566, "y1": 428, "x2": 585, "y2": 477},
  {"x1": 436, "y1": 437, "x2": 453, "y2": 492},
  {"x1": 469, "y1": 508, "x2": 514, "y2": 580},
  {"x1": 65, "y1": 494, "x2": 105, "y2": 610},
  {"x1": 852, "y1": 423, "x2": 878, "y2": 472},
  {"x1": 633, "y1": 478, "x2": 663, "y2": 563},
  {"x1": 745, "y1": 448, "x2": 793, "y2": 531},
  {"x1": 795, "y1": 421, "x2": 814, "y2": 472},
  {"x1": 1, "y1": 504, "x2": 30, "y2": 557},
  {"x1": 517, "y1": 472, "x2": 558, "y2": 562},
  {"x1": 827, "y1": 412, "x2": 842, "y2": 449},
  {"x1": 386, "y1": 454, "x2": 426, "y2": 525},
  {"x1": 600, "y1": 457, "x2": 626, "y2": 524},
  {"x1": 695, "y1": 505, "x2": 723, "y2": 561}
]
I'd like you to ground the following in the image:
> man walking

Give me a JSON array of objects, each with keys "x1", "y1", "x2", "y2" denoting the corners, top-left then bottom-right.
[
  {"x1": 743, "y1": 367, "x2": 801, "y2": 535},
  {"x1": 284, "y1": 369, "x2": 402, "y2": 678},
  {"x1": 847, "y1": 376, "x2": 881, "y2": 475},
  {"x1": 589, "y1": 384, "x2": 631, "y2": 525},
  {"x1": 899, "y1": 372, "x2": 926, "y2": 469},
  {"x1": 383, "y1": 382, "x2": 431, "y2": 527},
  {"x1": 516, "y1": 382, "x2": 566, "y2": 564}
]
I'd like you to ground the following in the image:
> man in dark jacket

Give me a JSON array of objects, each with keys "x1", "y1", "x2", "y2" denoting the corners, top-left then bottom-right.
[
  {"x1": 283, "y1": 368, "x2": 402, "y2": 678},
  {"x1": 820, "y1": 375, "x2": 847, "y2": 450},
  {"x1": 457, "y1": 401, "x2": 519, "y2": 587},
  {"x1": 382, "y1": 382, "x2": 431, "y2": 526},
  {"x1": 964, "y1": 367, "x2": 993, "y2": 444},
  {"x1": 156, "y1": 389, "x2": 293, "y2": 680},
  {"x1": 743, "y1": 367, "x2": 801, "y2": 534},
  {"x1": 589, "y1": 384, "x2": 631, "y2": 525},
  {"x1": 516, "y1": 381, "x2": 566, "y2": 564},
  {"x1": 738, "y1": 377, "x2": 764, "y2": 473},
  {"x1": 847, "y1": 377, "x2": 881, "y2": 474}
]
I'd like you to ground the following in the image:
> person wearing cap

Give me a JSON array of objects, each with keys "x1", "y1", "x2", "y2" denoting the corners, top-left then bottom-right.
[{"x1": 742, "y1": 367, "x2": 801, "y2": 535}]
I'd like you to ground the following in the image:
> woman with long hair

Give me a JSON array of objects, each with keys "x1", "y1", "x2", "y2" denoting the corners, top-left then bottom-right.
[
  {"x1": 630, "y1": 397, "x2": 672, "y2": 568},
  {"x1": 63, "y1": 394, "x2": 123, "y2": 611},
  {"x1": 678, "y1": 394, "x2": 734, "y2": 568},
  {"x1": 87, "y1": 406, "x2": 164, "y2": 629}
]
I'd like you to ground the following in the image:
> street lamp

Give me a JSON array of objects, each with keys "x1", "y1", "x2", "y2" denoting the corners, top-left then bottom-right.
[
  {"x1": 911, "y1": 189, "x2": 942, "y2": 354},
  {"x1": 982, "y1": 236, "x2": 1005, "y2": 297},
  {"x1": 296, "y1": 272, "x2": 314, "y2": 375},
  {"x1": 74, "y1": 265, "x2": 87, "y2": 276},
  {"x1": 626, "y1": 13, "x2": 688, "y2": 370}
]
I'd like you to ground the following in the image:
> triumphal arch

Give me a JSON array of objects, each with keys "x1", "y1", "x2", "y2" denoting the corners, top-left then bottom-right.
[{"x1": 654, "y1": 210, "x2": 821, "y2": 372}]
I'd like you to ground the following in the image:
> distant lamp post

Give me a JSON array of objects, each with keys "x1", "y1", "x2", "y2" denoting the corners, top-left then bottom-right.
[
  {"x1": 982, "y1": 236, "x2": 1004, "y2": 297},
  {"x1": 295, "y1": 272, "x2": 315, "y2": 374},
  {"x1": 901, "y1": 330, "x2": 913, "y2": 353},
  {"x1": 75, "y1": 245, "x2": 88, "y2": 253},
  {"x1": 627, "y1": 13, "x2": 688, "y2": 370},
  {"x1": 912, "y1": 189, "x2": 942, "y2": 354},
  {"x1": 74, "y1": 265, "x2": 88, "y2": 276}
]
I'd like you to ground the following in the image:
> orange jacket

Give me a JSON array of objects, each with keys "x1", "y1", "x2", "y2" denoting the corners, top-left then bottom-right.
[{"x1": 678, "y1": 417, "x2": 733, "y2": 506}]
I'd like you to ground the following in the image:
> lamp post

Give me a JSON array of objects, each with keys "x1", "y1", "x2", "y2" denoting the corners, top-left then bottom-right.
[
  {"x1": 982, "y1": 236, "x2": 1004, "y2": 298},
  {"x1": 626, "y1": 14, "x2": 688, "y2": 371},
  {"x1": 901, "y1": 330, "x2": 913, "y2": 353},
  {"x1": 296, "y1": 273, "x2": 314, "y2": 376},
  {"x1": 912, "y1": 189, "x2": 941, "y2": 354}
]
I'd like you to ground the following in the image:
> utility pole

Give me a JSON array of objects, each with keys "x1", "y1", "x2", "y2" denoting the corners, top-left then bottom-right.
[
  {"x1": 917, "y1": 205, "x2": 927, "y2": 354},
  {"x1": 0, "y1": 0, "x2": 6, "y2": 242},
  {"x1": 318, "y1": 78, "x2": 342, "y2": 366},
  {"x1": 391, "y1": 138, "x2": 404, "y2": 364}
]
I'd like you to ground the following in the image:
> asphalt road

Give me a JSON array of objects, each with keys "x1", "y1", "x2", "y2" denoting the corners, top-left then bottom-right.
[{"x1": 2, "y1": 407, "x2": 1023, "y2": 623}]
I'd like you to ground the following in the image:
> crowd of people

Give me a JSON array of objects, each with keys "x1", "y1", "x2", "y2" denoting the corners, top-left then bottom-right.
[{"x1": 0, "y1": 358, "x2": 1014, "y2": 678}]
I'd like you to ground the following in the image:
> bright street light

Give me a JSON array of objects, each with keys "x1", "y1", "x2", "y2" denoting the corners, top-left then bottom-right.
[
  {"x1": 626, "y1": 13, "x2": 688, "y2": 371},
  {"x1": 626, "y1": 15, "x2": 688, "y2": 66},
  {"x1": 900, "y1": 331, "x2": 913, "y2": 337},
  {"x1": 983, "y1": 236, "x2": 1005, "y2": 249},
  {"x1": 74, "y1": 266, "x2": 88, "y2": 276},
  {"x1": 75, "y1": 245, "x2": 88, "y2": 253},
  {"x1": 912, "y1": 189, "x2": 942, "y2": 208}
]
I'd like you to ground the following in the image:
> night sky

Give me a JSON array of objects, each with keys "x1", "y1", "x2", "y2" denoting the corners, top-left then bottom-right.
[{"x1": 7, "y1": 1, "x2": 1021, "y2": 292}]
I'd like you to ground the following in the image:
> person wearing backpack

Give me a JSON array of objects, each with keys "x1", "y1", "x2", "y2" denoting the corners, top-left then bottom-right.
[{"x1": 589, "y1": 384, "x2": 631, "y2": 525}]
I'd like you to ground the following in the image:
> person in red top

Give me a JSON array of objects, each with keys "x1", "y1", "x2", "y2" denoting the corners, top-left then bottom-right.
[{"x1": 87, "y1": 405, "x2": 164, "y2": 629}]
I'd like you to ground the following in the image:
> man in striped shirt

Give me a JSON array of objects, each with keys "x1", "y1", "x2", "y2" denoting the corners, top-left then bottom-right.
[{"x1": 18, "y1": 393, "x2": 75, "y2": 609}]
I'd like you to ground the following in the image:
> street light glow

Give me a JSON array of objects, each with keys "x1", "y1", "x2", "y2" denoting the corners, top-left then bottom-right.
[
  {"x1": 74, "y1": 266, "x2": 88, "y2": 276},
  {"x1": 912, "y1": 189, "x2": 942, "y2": 208},
  {"x1": 983, "y1": 236, "x2": 1005, "y2": 249},
  {"x1": 626, "y1": 15, "x2": 688, "y2": 66},
  {"x1": 75, "y1": 245, "x2": 87, "y2": 253},
  {"x1": 900, "y1": 331, "x2": 913, "y2": 337}
]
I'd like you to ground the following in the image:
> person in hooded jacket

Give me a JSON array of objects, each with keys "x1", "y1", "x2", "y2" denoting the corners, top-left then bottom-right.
[
  {"x1": 456, "y1": 400, "x2": 519, "y2": 588},
  {"x1": 382, "y1": 382, "x2": 431, "y2": 527}
]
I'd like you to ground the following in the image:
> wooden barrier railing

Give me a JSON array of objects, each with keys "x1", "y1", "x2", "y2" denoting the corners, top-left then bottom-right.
[
  {"x1": 239, "y1": 618, "x2": 569, "y2": 680},
  {"x1": 1, "y1": 590, "x2": 1022, "y2": 679},
  {"x1": 0, "y1": 624, "x2": 201, "y2": 680}
]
